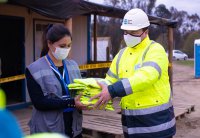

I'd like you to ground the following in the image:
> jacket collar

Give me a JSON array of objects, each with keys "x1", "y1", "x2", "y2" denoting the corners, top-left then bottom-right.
[{"x1": 130, "y1": 35, "x2": 151, "y2": 50}]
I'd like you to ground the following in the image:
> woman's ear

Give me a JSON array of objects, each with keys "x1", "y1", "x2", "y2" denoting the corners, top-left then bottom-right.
[{"x1": 47, "y1": 40, "x2": 52, "y2": 48}]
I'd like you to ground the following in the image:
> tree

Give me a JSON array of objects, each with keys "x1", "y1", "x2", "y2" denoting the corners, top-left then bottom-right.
[
  {"x1": 182, "y1": 31, "x2": 200, "y2": 58},
  {"x1": 155, "y1": 4, "x2": 171, "y2": 19},
  {"x1": 93, "y1": 0, "x2": 200, "y2": 58}
]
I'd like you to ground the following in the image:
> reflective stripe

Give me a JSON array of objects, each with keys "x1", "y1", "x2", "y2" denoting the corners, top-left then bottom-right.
[
  {"x1": 32, "y1": 69, "x2": 54, "y2": 80},
  {"x1": 98, "y1": 80, "x2": 111, "y2": 86},
  {"x1": 121, "y1": 78, "x2": 133, "y2": 95},
  {"x1": 107, "y1": 69, "x2": 118, "y2": 80},
  {"x1": 142, "y1": 61, "x2": 162, "y2": 79},
  {"x1": 122, "y1": 100, "x2": 172, "y2": 116},
  {"x1": 142, "y1": 41, "x2": 155, "y2": 61},
  {"x1": 116, "y1": 48, "x2": 126, "y2": 76},
  {"x1": 123, "y1": 118, "x2": 175, "y2": 134},
  {"x1": 98, "y1": 81, "x2": 108, "y2": 86}
]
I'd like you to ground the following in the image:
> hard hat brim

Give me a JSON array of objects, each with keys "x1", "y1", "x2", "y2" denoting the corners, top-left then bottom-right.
[{"x1": 120, "y1": 24, "x2": 149, "y2": 31}]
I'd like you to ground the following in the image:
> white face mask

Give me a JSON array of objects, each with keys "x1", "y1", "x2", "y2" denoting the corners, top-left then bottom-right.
[
  {"x1": 124, "y1": 34, "x2": 141, "y2": 48},
  {"x1": 52, "y1": 47, "x2": 71, "y2": 60}
]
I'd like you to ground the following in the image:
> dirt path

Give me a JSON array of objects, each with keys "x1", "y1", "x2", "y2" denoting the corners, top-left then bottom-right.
[{"x1": 173, "y1": 62, "x2": 200, "y2": 138}]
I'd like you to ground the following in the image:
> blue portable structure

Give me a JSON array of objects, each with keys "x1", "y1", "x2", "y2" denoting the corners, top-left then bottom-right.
[{"x1": 194, "y1": 39, "x2": 200, "y2": 78}]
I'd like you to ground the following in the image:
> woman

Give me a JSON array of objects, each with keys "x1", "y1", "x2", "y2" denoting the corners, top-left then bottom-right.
[{"x1": 26, "y1": 23, "x2": 88, "y2": 138}]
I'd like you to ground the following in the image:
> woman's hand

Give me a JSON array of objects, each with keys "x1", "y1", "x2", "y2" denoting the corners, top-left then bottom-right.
[{"x1": 74, "y1": 94, "x2": 92, "y2": 110}]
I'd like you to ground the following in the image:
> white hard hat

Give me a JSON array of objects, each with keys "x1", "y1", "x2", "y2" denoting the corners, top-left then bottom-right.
[{"x1": 121, "y1": 8, "x2": 150, "y2": 31}]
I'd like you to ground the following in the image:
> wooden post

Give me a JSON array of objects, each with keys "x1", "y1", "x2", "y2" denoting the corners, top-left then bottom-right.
[
  {"x1": 64, "y1": 18, "x2": 72, "y2": 34},
  {"x1": 64, "y1": 18, "x2": 72, "y2": 59},
  {"x1": 168, "y1": 27, "x2": 173, "y2": 94},
  {"x1": 106, "y1": 46, "x2": 109, "y2": 61},
  {"x1": 93, "y1": 14, "x2": 97, "y2": 61}
]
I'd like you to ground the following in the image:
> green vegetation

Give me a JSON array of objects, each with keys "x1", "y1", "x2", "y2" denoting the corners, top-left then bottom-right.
[
  {"x1": 182, "y1": 31, "x2": 200, "y2": 58},
  {"x1": 173, "y1": 60, "x2": 194, "y2": 67}
]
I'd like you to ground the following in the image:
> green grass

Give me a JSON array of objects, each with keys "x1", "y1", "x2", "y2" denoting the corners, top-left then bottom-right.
[{"x1": 173, "y1": 60, "x2": 194, "y2": 67}]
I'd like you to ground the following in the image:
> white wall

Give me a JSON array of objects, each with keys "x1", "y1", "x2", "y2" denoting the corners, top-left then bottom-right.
[
  {"x1": 91, "y1": 37, "x2": 111, "y2": 61},
  {"x1": 71, "y1": 16, "x2": 88, "y2": 65}
]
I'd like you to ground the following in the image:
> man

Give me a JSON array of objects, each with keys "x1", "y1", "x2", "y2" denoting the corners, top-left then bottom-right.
[{"x1": 91, "y1": 8, "x2": 176, "y2": 138}]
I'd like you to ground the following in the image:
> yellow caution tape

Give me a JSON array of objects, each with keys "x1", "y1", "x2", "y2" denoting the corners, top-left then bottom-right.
[
  {"x1": 168, "y1": 63, "x2": 172, "y2": 67},
  {"x1": 79, "y1": 62, "x2": 111, "y2": 70},
  {"x1": 0, "y1": 74, "x2": 25, "y2": 84},
  {"x1": 0, "y1": 62, "x2": 112, "y2": 84}
]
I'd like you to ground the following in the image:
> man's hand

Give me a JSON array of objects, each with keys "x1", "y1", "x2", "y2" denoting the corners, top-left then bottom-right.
[
  {"x1": 90, "y1": 82, "x2": 112, "y2": 109},
  {"x1": 75, "y1": 93, "x2": 92, "y2": 110}
]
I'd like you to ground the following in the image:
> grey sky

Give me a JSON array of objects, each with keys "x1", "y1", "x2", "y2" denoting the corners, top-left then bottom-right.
[{"x1": 89, "y1": 0, "x2": 200, "y2": 16}]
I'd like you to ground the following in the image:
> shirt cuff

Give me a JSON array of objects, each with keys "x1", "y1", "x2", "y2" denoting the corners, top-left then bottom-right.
[
  {"x1": 108, "y1": 81, "x2": 126, "y2": 98},
  {"x1": 64, "y1": 98, "x2": 75, "y2": 108}
]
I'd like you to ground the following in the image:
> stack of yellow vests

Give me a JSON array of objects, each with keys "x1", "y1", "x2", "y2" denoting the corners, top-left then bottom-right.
[{"x1": 68, "y1": 78, "x2": 114, "y2": 111}]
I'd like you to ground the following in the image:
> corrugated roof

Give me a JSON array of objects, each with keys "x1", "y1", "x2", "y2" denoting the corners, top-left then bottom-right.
[{"x1": 8, "y1": 0, "x2": 177, "y2": 27}]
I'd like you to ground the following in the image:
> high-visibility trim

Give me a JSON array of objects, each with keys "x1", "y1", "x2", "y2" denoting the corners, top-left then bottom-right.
[
  {"x1": 142, "y1": 61, "x2": 162, "y2": 79},
  {"x1": 114, "y1": 41, "x2": 155, "y2": 79},
  {"x1": 116, "y1": 48, "x2": 126, "y2": 76},
  {"x1": 122, "y1": 100, "x2": 172, "y2": 116},
  {"x1": 32, "y1": 69, "x2": 54, "y2": 80},
  {"x1": 123, "y1": 118, "x2": 175, "y2": 134},
  {"x1": 107, "y1": 69, "x2": 118, "y2": 79},
  {"x1": 142, "y1": 41, "x2": 155, "y2": 61},
  {"x1": 121, "y1": 78, "x2": 133, "y2": 95}
]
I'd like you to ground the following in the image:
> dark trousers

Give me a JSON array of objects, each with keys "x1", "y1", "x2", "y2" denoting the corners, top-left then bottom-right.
[{"x1": 63, "y1": 112, "x2": 82, "y2": 138}]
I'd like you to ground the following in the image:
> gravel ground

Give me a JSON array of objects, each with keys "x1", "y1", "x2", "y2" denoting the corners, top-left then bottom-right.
[{"x1": 173, "y1": 62, "x2": 200, "y2": 138}]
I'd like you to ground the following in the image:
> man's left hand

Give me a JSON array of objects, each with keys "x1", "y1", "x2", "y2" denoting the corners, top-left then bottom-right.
[{"x1": 90, "y1": 82, "x2": 112, "y2": 109}]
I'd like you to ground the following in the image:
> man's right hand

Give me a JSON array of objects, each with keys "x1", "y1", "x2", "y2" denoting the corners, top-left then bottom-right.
[{"x1": 90, "y1": 82, "x2": 112, "y2": 110}]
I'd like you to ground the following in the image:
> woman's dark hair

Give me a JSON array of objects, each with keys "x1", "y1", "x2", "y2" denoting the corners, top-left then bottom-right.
[{"x1": 40, "y1": 23, "x2": 72, "y2": 57}]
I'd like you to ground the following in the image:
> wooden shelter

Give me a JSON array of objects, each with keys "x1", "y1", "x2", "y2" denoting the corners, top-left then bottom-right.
[{"x1": 8, "y1": 0, "x2": 177, "y2": 87}]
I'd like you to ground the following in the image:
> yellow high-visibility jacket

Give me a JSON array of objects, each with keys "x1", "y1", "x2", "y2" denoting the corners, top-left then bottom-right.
[{"x1": 106, "y1": 36, "x2": 176, "y2": 138}]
